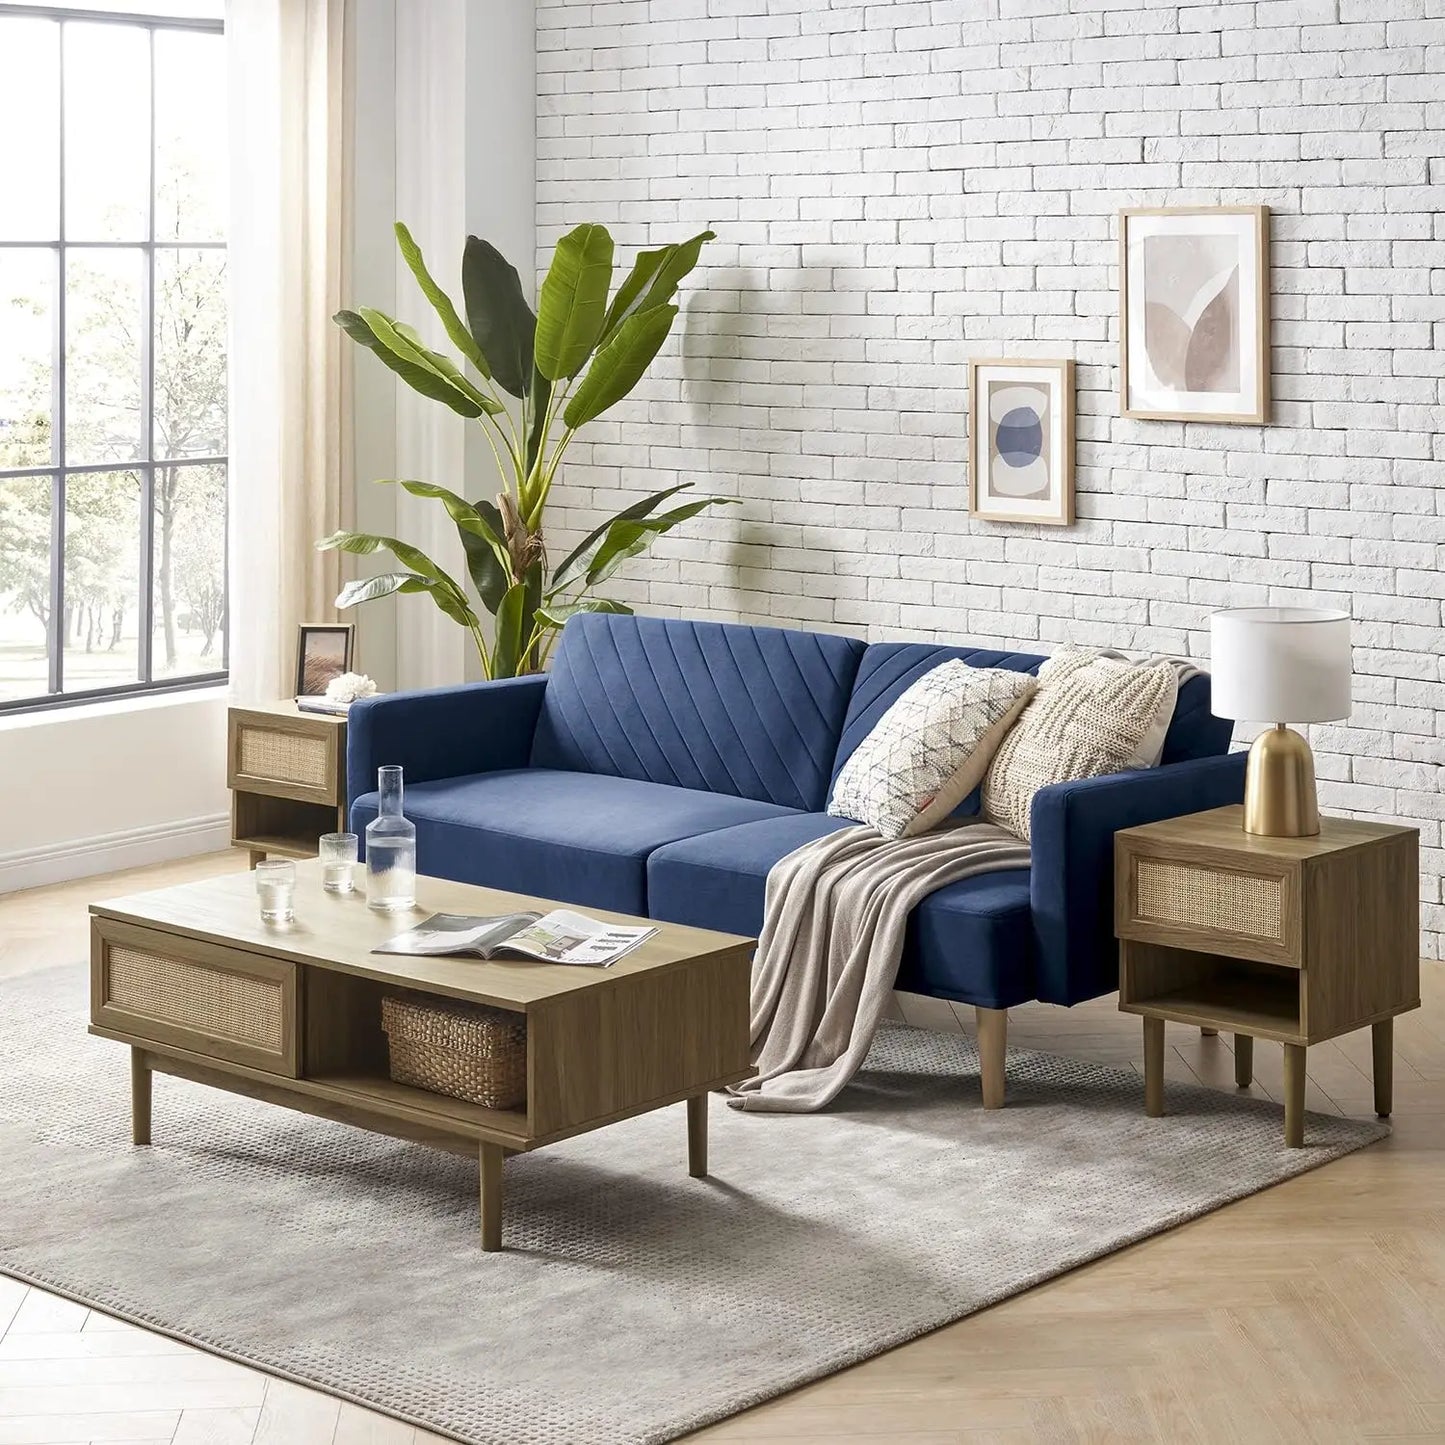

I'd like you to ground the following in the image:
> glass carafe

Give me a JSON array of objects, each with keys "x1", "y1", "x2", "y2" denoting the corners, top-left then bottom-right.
[{"x1": 365, "y1": 765, "x2": 417, "y2": 911}]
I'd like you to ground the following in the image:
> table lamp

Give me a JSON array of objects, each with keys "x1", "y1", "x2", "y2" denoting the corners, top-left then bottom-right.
[{"x1": 1209, "y1": 607, "x2": 1351, "y2": 837}]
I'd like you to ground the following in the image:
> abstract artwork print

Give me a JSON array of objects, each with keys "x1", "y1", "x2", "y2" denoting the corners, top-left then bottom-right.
[
  {"x1": 968, "y1": 359, "x2": 1074, "y2": 526},
  {"x1": 1121, "y1": 206, "x2": 1269, "y2": 424}
]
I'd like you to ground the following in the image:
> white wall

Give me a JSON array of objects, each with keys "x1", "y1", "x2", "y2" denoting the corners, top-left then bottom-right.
[
  {"x1": 535, "y1": 0, "x2": 1445, "y2": 957},
  {"x1": 0, "y1": 692, "x2": 230, "y2": 892}
]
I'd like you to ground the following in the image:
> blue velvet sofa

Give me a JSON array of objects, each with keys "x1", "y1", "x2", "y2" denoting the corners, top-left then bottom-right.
[{"x1": 349, "y1": 614, "x2": 1246, "y2": 1043}]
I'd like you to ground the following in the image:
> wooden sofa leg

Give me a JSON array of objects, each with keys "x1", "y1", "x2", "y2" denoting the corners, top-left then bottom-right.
[{"x1": 976, "y1": 1006, "x2": 1007, "y2": 1109}]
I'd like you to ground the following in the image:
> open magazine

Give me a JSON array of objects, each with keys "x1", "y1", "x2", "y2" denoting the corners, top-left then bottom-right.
[{"x1": 373, "y1": 910, "x2": 656, "y2": 968}]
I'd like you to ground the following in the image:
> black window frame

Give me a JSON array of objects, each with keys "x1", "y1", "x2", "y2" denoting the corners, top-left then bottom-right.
[{"x1": 0, "y1": 1, "x2": 227, "y2": 716}]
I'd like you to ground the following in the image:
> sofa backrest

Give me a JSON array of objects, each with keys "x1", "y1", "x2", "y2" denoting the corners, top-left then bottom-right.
[
  {"x1": 531, "y1": 614, "x2": 866, "y2": 811},
  {"x1": 830, "y1": 642, "x2": 1231, "y2": 786}
]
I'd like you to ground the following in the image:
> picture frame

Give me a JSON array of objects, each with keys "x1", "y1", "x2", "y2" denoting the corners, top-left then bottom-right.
[
  {"x1": 968, "y1": 357, "x2": 1075, "y2": 527},
  {"x1": 294, "y1": 623, "x2": 354, "y2": 698},
  {"x1": 1119, "y1": 204, "x2": 1270, "y2": 425}
]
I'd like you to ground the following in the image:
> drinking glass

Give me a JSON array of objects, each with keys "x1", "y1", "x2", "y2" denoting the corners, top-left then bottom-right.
[
  {"x1": 255, "y1": 859, "x2": 296, "y2": 923},
  {"x1": 319, "y1": 832, "x2": 358, "y2": 893}
]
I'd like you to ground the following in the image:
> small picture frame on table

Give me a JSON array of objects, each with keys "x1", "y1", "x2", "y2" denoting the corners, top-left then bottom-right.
[
  {"x1": 295, "y1": 623, "x2": 354, "y2": 699},
  {"x1": 968, "y1": 357, "x2": 1075, "y2": 526}
]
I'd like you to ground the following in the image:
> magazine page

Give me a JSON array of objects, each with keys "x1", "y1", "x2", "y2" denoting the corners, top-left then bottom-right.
[
  {"x1": 501, "y1": 909, "x2": 657, "y2": 968},
  {"x1": 373, "y1": 912, "x2": 540, "y2": 958}
]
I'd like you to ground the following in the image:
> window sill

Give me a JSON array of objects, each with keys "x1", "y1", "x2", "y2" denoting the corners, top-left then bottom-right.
[{"x1": 0, "y1": 683, "x2": 230, "y2": 733}]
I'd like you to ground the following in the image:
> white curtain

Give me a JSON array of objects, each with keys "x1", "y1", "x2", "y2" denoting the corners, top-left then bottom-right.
[{"x1": 226, "y1": 0, "x2": 354, "y2": 704}]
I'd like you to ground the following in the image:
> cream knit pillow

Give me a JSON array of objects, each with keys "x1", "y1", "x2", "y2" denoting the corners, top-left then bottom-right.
[
  {"x1": 828, "y1": 661, "x2": 1038, "y2": 839},
  {"x1": 981, "y1": 649, "x2": 1179, "y2": 841}
]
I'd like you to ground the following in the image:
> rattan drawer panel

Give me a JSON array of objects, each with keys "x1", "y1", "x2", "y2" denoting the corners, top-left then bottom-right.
[
  {"x1": 237, "y1": 726, "x2": 331, "y2": 791},
  {"x1": 1135, "y1": 859, "x2": 1284, "y2": 943},
  {"x1": 108, "y1": 947, "x2": 284, "y2": 1051},
  {"x1": 92, "y1": 922, "x2": 299, "y2": 1075}
]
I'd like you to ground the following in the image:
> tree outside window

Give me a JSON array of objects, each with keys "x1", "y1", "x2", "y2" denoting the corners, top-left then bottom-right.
[{"x1": 0, "y1": 6, "x2": 227, "y2": 710}]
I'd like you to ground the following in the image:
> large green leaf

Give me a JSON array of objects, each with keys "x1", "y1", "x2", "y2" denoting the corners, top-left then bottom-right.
[
  {"x1": 316, "y1": 530, "x2": 470, "y2": 609},
  {"x1": 535, "y1": 597, "x2": 633, "y2": 630},
  {"x1": 562, "y1": 303, "x2": 677, "y2": 431},
  {"x1": 525, "y1": 366, "x2": 552, "y2": 475},
  {"x1": 535, "y1": 223, "x2": 614, "y2": 381},
  {"x1": 370, "y1": 479, "x2": 510, "y2": 616},
  {"x1": 393, "y1": 222, "x2": 487, "y2": 374},
  {"x1": 597, "y1": 245, "x2": 671, "y2": 347},
  {"x1": 584, "y1": 497, "x2": 739, "y2": 587},
  {"x1": 335, "y1": 310, "x2": 485, "y2": 418},
  {"x1": 549, "y1": 482, "x2": 694, "y2": 591},
  {"x1": 335, "y1": 571, "x2": 434, "y2": 609},
  {"x1": 462, "y1": 237, "x2": 536, "y2": 399},
  {"x1": 392, "y1": 323, "x2": 502, "y2": 415},
  {"x1": 489, "y1": 578, "x2": 530, "y2": 679},
  {"x1": 598, "y1": 229, "x2": 714, "y2": 346}
]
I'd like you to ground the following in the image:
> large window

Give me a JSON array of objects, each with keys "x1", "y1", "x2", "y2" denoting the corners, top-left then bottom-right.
[{"x1": 0, "y1": 2, "x2": 227, "y2": 713}]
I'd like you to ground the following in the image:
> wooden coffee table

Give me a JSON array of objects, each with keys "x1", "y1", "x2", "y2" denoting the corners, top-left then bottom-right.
[{"x1": 88, "y1": 864, "x2": 755, "y2": 1249}]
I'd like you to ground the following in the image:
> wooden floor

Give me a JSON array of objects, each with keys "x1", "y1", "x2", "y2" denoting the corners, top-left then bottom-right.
[{"x1": 2, "y1": 854, "x2": 1441, "y2": 1444}]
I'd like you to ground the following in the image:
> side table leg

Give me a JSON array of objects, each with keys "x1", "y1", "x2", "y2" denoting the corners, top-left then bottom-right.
[
  {"x1": 1143, "y1": 1017, "x2": 1165, "y2": 1117},
  {"x1": 131, "y1": 1048, "x2": 152, "y2": 1146},
  {"x1": 1371, "y1": 1019, "x2": 1393, "y2": 1118},
  {"x1": 687, "y1": 1093, "x2": 708, "y2": 1178},
  {"x1": 1234, "y1": 1034, "x2": 1254, "y2": 1089},
  {"x1": 1283, "y1": 1044, "x2": 1306, "y2": 1148},
  {"x1": 479, "y1": 1142, "x2": 504, "y2": 1251},
  {"x1": 248, "y1": 849, "x2": 266, "y2": 869}
]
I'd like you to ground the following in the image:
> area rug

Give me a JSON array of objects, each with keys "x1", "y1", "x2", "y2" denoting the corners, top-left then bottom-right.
[{"x1": 1, "y1": 964, "x2": 1385, "y2": 1445}]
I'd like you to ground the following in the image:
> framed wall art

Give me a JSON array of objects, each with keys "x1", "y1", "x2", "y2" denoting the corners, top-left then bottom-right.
[
  {"x1": 1120, "y1": 204, "x2": 1270, "y2": 424},
  {"x1": 968, "y1": 357, "x2": 1075, "y2": 526}
]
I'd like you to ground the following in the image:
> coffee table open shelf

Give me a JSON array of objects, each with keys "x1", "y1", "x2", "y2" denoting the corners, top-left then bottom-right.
[{"x1": 90, "y1": 864, "x2": 755, "y2": 1247}]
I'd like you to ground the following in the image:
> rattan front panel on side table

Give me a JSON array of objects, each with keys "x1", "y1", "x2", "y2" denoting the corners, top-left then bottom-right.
[
  {"x1": 1116, "y1": 804, "x2": 1420, "y2": 1146},
  {"x1": 227, "y1": 702, "x2": 348, "y2": 868}
]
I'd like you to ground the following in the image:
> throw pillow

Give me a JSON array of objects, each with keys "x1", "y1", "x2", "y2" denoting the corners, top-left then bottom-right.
[
  {"x1": 981, "y1": 648, "x2": 1179, "y2": 841},
  {"x1": 828, "y1": 661, "x2": 1039, "y2": 840}
]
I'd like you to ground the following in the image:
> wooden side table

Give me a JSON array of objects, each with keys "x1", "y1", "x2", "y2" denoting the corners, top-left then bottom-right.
[
  {"x1": 1115, "y1": 804, "x2": 1419, "y2": 1146},
  {"x1": 227, "y1": 703, "x2": 348, "y2": 867}
]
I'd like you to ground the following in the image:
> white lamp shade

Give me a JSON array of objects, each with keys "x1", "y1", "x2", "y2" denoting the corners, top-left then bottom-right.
[{"x1": 1209, "y1": 607, "x2": 1352, "y2": 724}]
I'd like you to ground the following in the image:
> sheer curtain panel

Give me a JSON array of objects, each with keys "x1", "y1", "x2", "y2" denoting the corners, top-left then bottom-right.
[{"x1": 226, "y1": 0, "x2": 353, "y2": 704}]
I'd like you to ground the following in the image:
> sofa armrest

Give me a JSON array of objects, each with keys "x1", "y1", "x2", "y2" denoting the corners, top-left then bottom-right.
[
  {"x1": 1028, "y1": 751, "x2": 1248, "y2": 1007},
  {"x1": 345, "y1": 675, "x2": 549, "y2": 814}
]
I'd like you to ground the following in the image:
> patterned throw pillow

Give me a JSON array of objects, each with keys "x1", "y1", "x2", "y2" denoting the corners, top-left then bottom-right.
[
  {"x1": 828, "y1": 662, "x2": 1039, "y2": 840},
  {"x1": 981, "y1": 648, "x2": 1179, "y2": 841}
]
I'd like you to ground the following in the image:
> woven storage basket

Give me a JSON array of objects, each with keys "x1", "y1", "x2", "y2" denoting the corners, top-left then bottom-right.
[{"x1": 380, "y1": 995, "x2": 527, "y2": 1111}]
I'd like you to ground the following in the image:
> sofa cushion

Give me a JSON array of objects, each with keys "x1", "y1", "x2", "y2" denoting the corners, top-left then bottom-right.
[
  {"x1": 982, "y1": 650, "x2": 1181, "y2": 842},
  {"x1": 647, "y1": 814, "x2": 1037, "y2": 1010},
  {"x1": 351, "y1": 769, "x2": 799, "y2": 917},
  {"x1": 530, "y1": 614, "x2": 866, "y2": 812},
  {"x1": 829, "y1": 661, "x2": 1038, "y2": 838},
  {"x1": 835, "y1": 642, "x2": 1230, "y2": 785}
]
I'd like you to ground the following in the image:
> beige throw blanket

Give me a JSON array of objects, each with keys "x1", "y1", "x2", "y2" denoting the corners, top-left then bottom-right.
[{"x1": 727, "y1": 822, "x2": 1032, "y2": 1113}]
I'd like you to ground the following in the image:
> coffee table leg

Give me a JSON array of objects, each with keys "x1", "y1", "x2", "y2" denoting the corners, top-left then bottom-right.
[
  {"x1": 479, "y1": 1142, "x2": 504, "y2": 1251},
  {"x1": 131, "y1": 1048, "x2": 151, "y2": 1146},
  {"x1": 687, "y1": 1093, "x2": 708, "y2": 1178}
]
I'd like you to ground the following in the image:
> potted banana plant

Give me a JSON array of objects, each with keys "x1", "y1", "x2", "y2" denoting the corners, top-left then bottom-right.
[{"x1": 318, "y1": 223, "x2": 735, "y2": 677}]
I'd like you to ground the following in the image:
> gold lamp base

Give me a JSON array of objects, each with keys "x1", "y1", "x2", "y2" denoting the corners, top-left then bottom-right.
[{"x1": 1243, "y1": 724, "x2": 1320, "y2": 837}]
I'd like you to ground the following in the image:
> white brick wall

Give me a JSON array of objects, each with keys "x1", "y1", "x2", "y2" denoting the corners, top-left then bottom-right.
[{"x1": 534, "y1": 0, "x2": 1445, "y2": 957}]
